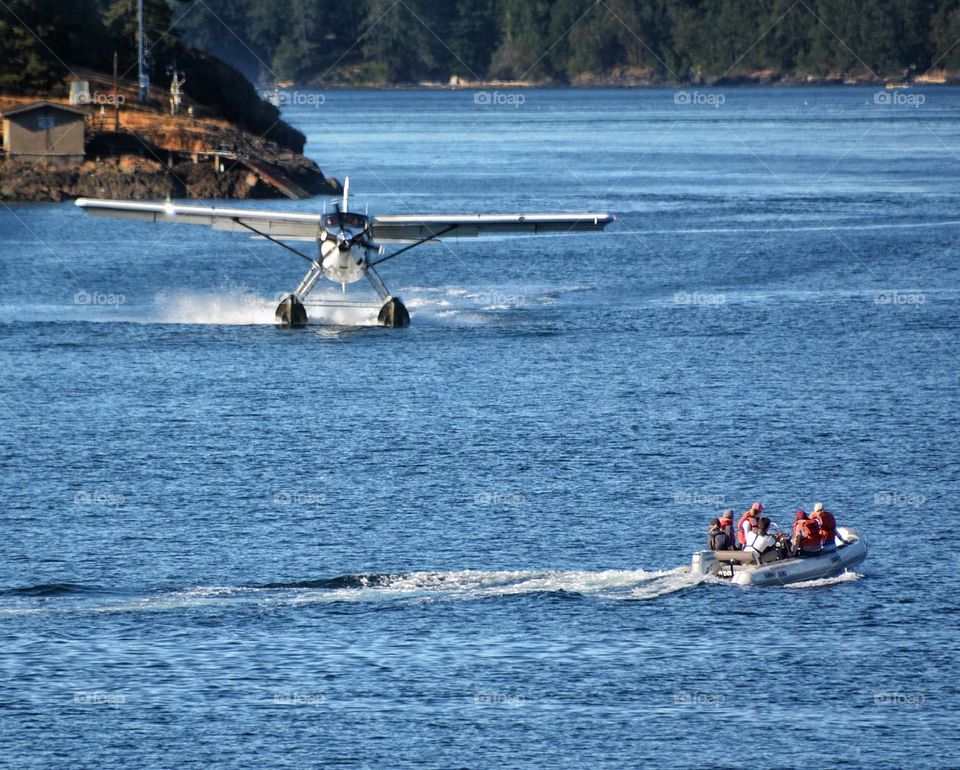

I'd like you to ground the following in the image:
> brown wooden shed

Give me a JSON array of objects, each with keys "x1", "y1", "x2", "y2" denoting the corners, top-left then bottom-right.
[{"x1": 1, "y1": 102, "x2": 86, "y2": 165}]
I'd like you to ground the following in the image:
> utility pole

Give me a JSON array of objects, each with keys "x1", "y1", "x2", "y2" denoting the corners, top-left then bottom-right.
[
  {"x1": 137, "y1": 0, "x2": 147, "y2": 102},
  {"x1": 113, "y1": 51, "x2": 120, "y2": 131}
]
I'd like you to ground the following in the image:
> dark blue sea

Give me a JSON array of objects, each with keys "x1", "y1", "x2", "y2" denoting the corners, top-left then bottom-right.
[{"x1": 2, "y1": 88, "x2": 959, "y2": 768}]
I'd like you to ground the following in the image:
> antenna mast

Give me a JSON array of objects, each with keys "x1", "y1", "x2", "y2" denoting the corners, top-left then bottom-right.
[{"x1": 137, "y1": 0, "x2": 147, "y2": 102}]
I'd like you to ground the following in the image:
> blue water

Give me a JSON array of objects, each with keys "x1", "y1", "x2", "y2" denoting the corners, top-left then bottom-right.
[{"x1": 2, "y1": 88, "x2": 959, "y2": 768}]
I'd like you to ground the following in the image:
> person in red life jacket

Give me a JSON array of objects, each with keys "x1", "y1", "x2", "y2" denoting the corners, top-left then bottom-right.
[
  {"x1": 810, "y1": 501, "x2": 844, "y2": 550},
  {"x1": 718, "y1": 509, "x2": 735, "y2": 545},
  {"x1": 791, "y1": 510, "x2": 822, "y2": 556},
  {"x1": 708, "y1": 518, "x2": 733, "y2": 551},
  {"x1": 736, "y1": 502, "x2": 764, "y2": 549}
]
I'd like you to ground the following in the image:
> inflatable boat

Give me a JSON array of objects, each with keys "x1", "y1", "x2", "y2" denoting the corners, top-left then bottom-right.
[{"x1": 691, "y1": 527, "x2": 867, "y2": 587}]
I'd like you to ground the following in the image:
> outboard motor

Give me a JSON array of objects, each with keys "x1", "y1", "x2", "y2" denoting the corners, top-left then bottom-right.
[{"x1": 691, "y1": 550, "x2": 720, "y2": 577}]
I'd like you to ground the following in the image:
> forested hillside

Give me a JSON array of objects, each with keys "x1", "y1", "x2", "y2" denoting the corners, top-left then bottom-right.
[
  {"x1": 4, "y1": 0, "x2": 960, "y2": 89},
  {"x1": 174, "y1": 0, "x2": 960, "y2": 84},
  {"x1": 0, "y1": 0, "x2": 303, "y2": 149}
]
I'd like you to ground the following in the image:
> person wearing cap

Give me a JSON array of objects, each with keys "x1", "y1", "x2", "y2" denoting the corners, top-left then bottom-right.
[
  {"x1": 792, "y1": 510, "x2": 821, "y2": 556},
  {"x1": 736, "y1": 502, "x2": 763, "y2": 549},
  {"x1": 810, "y1": 502, "x2": 843, "y2": 550},
  {"x1": 718, "y1": 509, "x2": 735, "y2": 546}
]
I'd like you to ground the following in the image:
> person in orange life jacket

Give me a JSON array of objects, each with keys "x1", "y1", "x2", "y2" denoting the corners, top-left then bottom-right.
[
  {"x1": 708, "y1": 518, "x2": 733, "y2": 551},
  {"x1": 810, "y1": 501, "x2": 845, "y2": 550},
  {"x1": 791, "y1": 510, "x2": 822, "y2": 556},
  {"x1": 736, "y1": 502, "x2": 763, "y2": 548},
  {"x1": 744, "y1": 516, "x2": 777, "y2": 562},
  {"x1": 718, "y1": 509, "x2": 735, "y2": 545}
]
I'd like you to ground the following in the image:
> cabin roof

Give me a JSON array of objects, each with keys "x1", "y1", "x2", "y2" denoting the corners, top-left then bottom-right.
[{"x1": 1, "y1": 101, "x2": 87, "y2": 119}]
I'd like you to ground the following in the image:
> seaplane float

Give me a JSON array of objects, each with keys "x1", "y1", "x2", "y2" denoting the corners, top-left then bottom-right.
[
  {"x1": 691, "y1": 527, "x2": 867, "y2": 587},
  {"x1": 75, "y1": 180, "x2": 616, "y2": 327}
]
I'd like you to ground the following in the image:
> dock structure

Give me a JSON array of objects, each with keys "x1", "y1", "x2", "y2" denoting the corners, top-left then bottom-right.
[{"x1": 234, "y1": 157, "x2": 310, "y2": 200}]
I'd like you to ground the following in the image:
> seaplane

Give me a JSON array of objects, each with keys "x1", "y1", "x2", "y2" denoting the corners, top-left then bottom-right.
[{"x1": 75, "y1": 181, "x2": 616, "y2": 327}]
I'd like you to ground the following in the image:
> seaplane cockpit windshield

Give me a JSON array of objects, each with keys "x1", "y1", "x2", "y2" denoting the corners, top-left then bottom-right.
[{"x1": 326, "y1": 212, "x2": 368, "y2": 230}]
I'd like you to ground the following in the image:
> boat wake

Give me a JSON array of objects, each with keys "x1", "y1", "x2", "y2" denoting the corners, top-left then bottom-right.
[
  {"x1": 0, "y1": 568, "x2": 708, "y2": 615},
  {"x1": 782, "y1": 571, "x2": 863, "y2": 589},
  {"x1": 265, "y1": 567, "x2": 706, "y2": 604}
]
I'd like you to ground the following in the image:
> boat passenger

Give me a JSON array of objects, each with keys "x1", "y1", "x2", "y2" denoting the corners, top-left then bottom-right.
[
  {"x1": 718, "y1": 509, "x2": 735, "y2": 544},
  {"x1": 810, "y1": 502, "x2": 841, "y2": 550},
  {"x1": 708, "y1": 518, "x2": 732, "y2": 551},
  {"x1": 744, "y1": 516, "x2": 777, "y2": 563},
  {"x1": 792, "y1": 510, "x2": 822, "y2": 556},
  {"x1": 736, "y1": 502, "x2": 763, "y2": 549}
]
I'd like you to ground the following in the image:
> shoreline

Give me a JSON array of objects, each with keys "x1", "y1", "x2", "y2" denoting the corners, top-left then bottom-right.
[{"x1": 280, "y1": 70, "x2": 956, "y2": 91}]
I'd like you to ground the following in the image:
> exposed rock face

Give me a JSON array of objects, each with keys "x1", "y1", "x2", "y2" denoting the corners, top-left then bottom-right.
[
  {"x1": 0, "y1": 126, "x2": 341, "y2": 204},
  {"x1": 0, "y1": 103, "x2": 340, "y2": 203},
  {"x1": 0, "y1": 155, "x2": 337, "y2": 202}
]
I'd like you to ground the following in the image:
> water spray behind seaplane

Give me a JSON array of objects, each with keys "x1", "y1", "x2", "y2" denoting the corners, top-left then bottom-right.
[{"x1": 75, "y1": 181, "x2": 616, "y2": 327}]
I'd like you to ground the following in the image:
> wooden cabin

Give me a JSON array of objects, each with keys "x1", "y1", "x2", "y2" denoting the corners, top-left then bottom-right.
[{"x1": 1, "y1": 102, "x2": 86, "y2": 165}]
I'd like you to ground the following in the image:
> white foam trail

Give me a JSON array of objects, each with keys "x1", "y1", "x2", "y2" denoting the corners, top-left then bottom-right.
[
  {"x1": 90, "y1": 585, "x2": 262, "y2": 613},
  {"x1": 1, "y1": 568, "x2": 709, "y2": 616},
  {"x1": 153, "y1": 290, "x2": 275, "y2": 325},
  {"x1": 150, "y1": 289, "x2": 387, "y2": 327},
  {"x1": 627, "y1": 567, "x2": 711, "y2": 600},
  {"x1": 304, "y1": 302, "x2": 380, "y2": 327},
  {"x1": 783, "y1": 571, "x2": 863, "y2": 589},
  {"x1": 298, "y1": 568, "x2": 700, "y2": 605},
  {"x1": 398, "y1": 283, "x2": 595, "y2": 326}
]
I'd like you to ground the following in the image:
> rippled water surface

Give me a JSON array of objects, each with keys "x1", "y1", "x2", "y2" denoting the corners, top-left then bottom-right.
[{"x1": 2, "y1": 88, "x2": 959, "y2": 768}]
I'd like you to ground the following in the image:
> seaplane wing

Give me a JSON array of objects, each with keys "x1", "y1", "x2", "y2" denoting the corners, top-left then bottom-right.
[
  {"x1": 369, "y1": 212, "x2": 616, "y2": 242},
  {"x1": 75, "y1": 199, "x2": 616, "y2": 244},
  {"x1": 74, "y1": 198, "x2": 325, "y2": 241}
]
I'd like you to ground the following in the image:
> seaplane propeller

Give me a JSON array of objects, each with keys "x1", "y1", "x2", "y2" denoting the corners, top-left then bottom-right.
[{"x1": 75, "y1": 180, "x2": 616, "y2": 328}]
